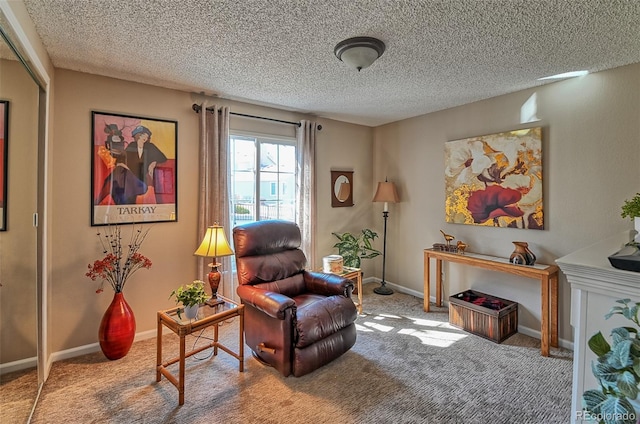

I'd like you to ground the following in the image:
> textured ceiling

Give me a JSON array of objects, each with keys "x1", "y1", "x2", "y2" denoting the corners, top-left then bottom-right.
[{"x1": 21, "y1": 0, "x2": 640, "y2": 127}]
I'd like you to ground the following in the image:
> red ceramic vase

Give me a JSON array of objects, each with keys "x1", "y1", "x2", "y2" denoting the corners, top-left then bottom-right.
[{"x1": 99, "y1": 292, "x2": 136, "y2": 360}]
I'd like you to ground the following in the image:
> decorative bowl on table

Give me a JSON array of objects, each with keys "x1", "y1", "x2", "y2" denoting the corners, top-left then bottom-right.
[{"x1": 608, "y1": 244, "x2": 640, "y2": 272}]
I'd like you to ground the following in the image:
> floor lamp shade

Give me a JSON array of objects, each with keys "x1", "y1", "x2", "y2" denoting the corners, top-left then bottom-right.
[
  {"x1": 373, "y1": 181, "x2": 400, "y2": 211},
  {"x1": 194, "y1": 225, "x2": 234, "y2": 304},
  {"x1": 372, "y1": 181, "x2": 399, "y2": 295}
]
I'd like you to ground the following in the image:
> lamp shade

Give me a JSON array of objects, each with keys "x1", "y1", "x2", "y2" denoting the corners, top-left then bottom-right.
[
  {"x1": 372, "y1": 181, "x2": 399, "y2": 203},
  {"x1": 194, "y1": 225, "x2": 234, "y2": 258}
]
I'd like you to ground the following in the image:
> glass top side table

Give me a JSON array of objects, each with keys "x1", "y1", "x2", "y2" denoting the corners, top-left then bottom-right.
[{"x1": 156, "y1": 295, "x2": 244, "y2": 405}]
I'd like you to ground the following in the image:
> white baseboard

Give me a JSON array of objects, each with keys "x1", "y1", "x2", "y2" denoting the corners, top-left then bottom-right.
[
  {"x1": 49, "y1": 328, "x2": 160, "y2": 363},
  {"x1": 365, "y1": 278, "x2": 574, "y2": 351},
  {"x1": 0, "y1": 356, "x2": 37, "y2": 375}
]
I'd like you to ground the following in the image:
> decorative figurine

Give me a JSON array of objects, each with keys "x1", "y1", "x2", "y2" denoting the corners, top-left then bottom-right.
[
  {"x1": 440, "y1": 230, "x2": 455, "y2": 249},
  {"x1": 456, "y1": 241, "x2": 468, "y2": 254}
]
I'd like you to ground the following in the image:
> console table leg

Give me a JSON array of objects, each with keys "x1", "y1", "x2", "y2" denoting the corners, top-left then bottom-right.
[
  {"x1": 551, "y1": 274, "x2": 559, "y2": 348},
  {"x1": 436, "y1": 259, "x2": 443, "y2": 307},
  {"x1": 424, "y1": 254, "x2": 431, "y2": 312},
  {"x1": 541, "y1": 276, "x2": 550, "y2": 357}
]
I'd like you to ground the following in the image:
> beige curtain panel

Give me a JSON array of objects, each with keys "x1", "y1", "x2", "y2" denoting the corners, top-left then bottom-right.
[
  {"x1": 197, "y1": 104, "x2": 234, "y2": 300},
  {"x1": 296, "y1": 120, "x2": 318, "y2": 269}
]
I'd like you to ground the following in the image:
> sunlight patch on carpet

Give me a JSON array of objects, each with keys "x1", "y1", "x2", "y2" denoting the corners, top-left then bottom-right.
[
  {"x1": 356, "y1": 313, "x2": 468, "y2": 346},
  {"x1": 398, "y1": 328, "x2": 468, "y2": 347},
  {"x1": 360, "y1": 321, "x2": 394, "y2": 332},
  {"x1": 374, "y1": 313, "x2": 402, "y2": 320},
  {"x1": 406, "y1": 317, "x2": 456, "y2": 329}
]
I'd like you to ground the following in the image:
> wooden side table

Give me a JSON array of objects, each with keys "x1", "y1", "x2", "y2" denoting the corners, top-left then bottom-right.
[
  {"x1": 318, "y1": 266, "x2": 363, "y2": 314},
  {"x1": 156, "y1": 295, "x2": 244, "y2": 405},
  {"x1": 344, "y1": 267, "x2": 363, "y2": 314}
]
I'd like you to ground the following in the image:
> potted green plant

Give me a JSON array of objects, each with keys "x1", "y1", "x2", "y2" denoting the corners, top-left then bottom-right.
[
  {"x1": 169, "y1": 280, "x2": 209, "y2": 319},
  {"x1": 622, "y1": 194, "x2": 640, "y2": 243},
  {"x1": 621, "y1": 194, "x2": 640, "y2": 220},
  {"x1": 583, "y1": 299, "x2": 640, "y2": 424},
  {"x1": 332, "y1": 229, "x2": 381, "y2": 268}
]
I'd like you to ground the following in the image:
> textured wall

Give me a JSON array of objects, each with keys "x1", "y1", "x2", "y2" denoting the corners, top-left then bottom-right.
[
  {"x1": 48, "y1": 69, "x2": 374, "y2": 353},
  {"x1": 373, "y1": 63, "x2": 640, "y2": 344}
]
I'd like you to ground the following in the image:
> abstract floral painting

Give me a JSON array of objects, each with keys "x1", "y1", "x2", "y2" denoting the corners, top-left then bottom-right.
[{"x1": 444, "y1": 127, "x2": 543, "y2": 230}]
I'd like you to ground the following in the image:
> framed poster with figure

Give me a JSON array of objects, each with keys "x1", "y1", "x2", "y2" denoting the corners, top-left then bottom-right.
[
  {"x1": 0, "y1": 100, "x2": 8, "y2": 231},
  {"x1": 91, "y1": 111, "x2": 178, "y2": 226}
]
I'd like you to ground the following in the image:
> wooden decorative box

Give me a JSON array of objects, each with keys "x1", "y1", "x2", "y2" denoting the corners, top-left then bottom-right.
[{"x1": 449, "y1": 290, "x2": 518, "y2": 343}]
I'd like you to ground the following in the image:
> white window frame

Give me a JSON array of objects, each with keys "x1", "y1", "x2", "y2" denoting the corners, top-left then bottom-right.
[{"x1": 229, "y1": 131, "x2": 297, "y2": 226}]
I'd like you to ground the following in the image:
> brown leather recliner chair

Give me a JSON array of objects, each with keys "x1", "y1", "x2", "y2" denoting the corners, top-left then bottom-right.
[{"x1": 233, "y1": 220, "x2": 357, "y2": 377}]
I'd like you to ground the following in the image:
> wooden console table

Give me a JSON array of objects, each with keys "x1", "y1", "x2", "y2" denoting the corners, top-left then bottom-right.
[{"x1": 423, "y1": 248, "x2": 559, "y2": 357}]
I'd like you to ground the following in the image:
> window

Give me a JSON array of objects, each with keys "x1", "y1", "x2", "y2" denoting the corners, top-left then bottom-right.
[{"x1": 230, "y1": 133, "x2": 297, "y2": 226}]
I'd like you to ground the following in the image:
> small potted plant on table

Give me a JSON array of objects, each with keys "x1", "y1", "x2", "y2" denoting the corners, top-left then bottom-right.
[
  {"x1": 621, "y1": 193, "x2": 640, "y2": 243},
  {"x1": 169, "y1": 280, "x2": 209, "y2": 320}
]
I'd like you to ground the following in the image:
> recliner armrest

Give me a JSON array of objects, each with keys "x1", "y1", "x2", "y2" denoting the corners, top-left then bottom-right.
[
  {"x1": 237, "y1": 285, "x2": 296, "y2": 319},
  {"x1": 303, "y1": 271, "x2": 354, "y2": 298}
]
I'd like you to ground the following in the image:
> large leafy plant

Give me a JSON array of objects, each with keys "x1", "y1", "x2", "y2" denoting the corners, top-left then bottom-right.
[
  {"x1": 332, "y1": 229, "x2": 381, "y2": 268},
  {"x1": 583, "y1": 299, "x2": 640, "y2": 424}
]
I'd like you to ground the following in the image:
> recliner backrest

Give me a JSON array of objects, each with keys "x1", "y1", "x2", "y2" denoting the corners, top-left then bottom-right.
[{"x1": 233, "y1": 220, "x2": 307, "y2": 290}]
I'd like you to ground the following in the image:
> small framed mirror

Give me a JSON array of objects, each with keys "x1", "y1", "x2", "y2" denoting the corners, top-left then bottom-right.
[{"x1": 331, "y1": 170, "x2": 353, "y2": 207}]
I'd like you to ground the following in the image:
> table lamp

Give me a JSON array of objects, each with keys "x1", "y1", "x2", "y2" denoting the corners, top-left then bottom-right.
[
  {"x1": 194, "y1": 224, "x2": 234, "y2": 305},
  {"x1": 372, "y1": 179, "x2": 400, "y2": 295}
]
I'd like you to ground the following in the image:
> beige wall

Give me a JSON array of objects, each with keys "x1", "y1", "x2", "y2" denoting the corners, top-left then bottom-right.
[
  {"x1": 373, "y1": 63, "x2": 640, "y2": 342},
  {"x1": 49, "y1": 69, "x2": 373, "y2": 353},
  {"x1": 0, "y1": 58, "x2": 39, "y2": 363},
  {"x1": 39, "y1": 63, "x2": 640, "y2": 353},
  {"x1": 314, "y1": 119, "x2": 374, "y2": 273},
  {"x1": 6, "y1": 0, "x2": 640, "y2": 357}
]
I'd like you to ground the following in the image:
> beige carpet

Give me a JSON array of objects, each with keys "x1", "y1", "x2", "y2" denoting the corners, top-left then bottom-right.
[
  {"x1": 28, "y1": 283, "x2": 572, "y2": 424},
  {"x1": 0, "y1": 366, "x2": 39, "y2": 423}
]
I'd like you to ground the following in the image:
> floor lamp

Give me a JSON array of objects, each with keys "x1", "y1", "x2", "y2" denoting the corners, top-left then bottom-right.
[{"x1": 372, "y1": 180, "x2": 400, "y2": 295}]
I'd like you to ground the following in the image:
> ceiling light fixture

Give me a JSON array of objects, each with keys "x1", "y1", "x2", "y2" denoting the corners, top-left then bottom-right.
[
  {"x1": 538, "y1": 70, "x2": 589, "y2": 80},
  {"x1": 334, "y1": 36, "x2": 385, "y2": 72}
]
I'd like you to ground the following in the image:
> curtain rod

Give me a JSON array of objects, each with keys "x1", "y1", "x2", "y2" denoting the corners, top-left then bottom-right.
[{"x1": 191, "y1": 104, "x2": 322, "y2": 130}]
